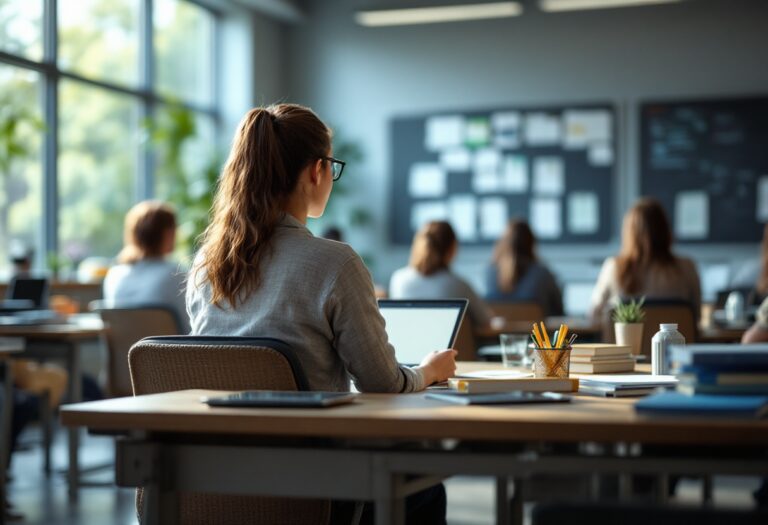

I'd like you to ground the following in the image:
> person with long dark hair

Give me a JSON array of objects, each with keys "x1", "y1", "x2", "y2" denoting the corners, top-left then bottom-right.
[
  {"x1": 591, "y1": 198, "x2": 701, "y2": 322},
  {"x1": 485, "y1": 219, "x2": 563, "y2": 317}
]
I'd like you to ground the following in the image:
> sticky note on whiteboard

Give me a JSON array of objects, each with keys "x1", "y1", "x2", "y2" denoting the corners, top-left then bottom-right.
[
  {"x1": 425, "y1": 116, "x2": 465, "y2": 151},
  {"x1": 408, "y1": 163, "x2": 446, "y2": 198},
  {"x1": 568, "y1": 192, "x2": 599, "y2": 234},
  {"x1": 674, "y1": 191, "x2": 709, "y2": 240},
  {"x1": 530, "y1": 198, "x2": 562, "y2": 239}
]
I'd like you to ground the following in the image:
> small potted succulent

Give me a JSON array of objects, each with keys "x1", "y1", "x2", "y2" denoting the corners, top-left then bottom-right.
[{"x1": 613, "y1": 297, "x2": 645, "y2": 356}]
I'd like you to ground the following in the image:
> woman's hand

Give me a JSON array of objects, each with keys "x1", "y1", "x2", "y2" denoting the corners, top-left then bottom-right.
[{"x1": 417, "y1": 349, "x2": 458, "y2": 386}]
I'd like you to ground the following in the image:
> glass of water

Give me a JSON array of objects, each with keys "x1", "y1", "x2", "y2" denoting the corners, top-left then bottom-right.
[{"x1": 499, "y1": 334, "x2": 531, "y2": 368}]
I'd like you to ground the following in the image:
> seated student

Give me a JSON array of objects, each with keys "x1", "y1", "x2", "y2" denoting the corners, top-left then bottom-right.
[
  {"x1": 0, "y1": 382, "x2": 38, "y2": 522},
  {"x1": 103, "y1": 201, "x2": 190, "y2": 333},
  {"x1": 186, "y1": 104, "x2": 454, "y2": 523},
  {"x1": 484, "y1": 219, "x2": 564, "y2": 317},
  {"x1": 390, "y1": 221, "x2": 493, "y2": 330},
  {"x1": 591, "y1": 198, "x2": 701, "y2": 323}
]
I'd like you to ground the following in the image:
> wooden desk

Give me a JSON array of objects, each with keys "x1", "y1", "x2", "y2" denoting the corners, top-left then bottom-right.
[
  {"x1": 61, "y1": 362, "x2": 768, "y2": 525},
  {"x1": 0, "y1": 338, "x2": 24, "y2": 525},
  {"x1": 0, "y1": 317, "x2": 105, "y2": 500}
]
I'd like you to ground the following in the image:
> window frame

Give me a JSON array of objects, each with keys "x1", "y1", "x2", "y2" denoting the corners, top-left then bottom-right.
[{"x1": 0, "y1": 0, "x2": 220, "y2": 265}]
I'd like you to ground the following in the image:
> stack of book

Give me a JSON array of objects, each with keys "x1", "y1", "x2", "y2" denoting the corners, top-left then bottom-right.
[
  {"x1": 672, "y1": 344, "x2": 768, "y2": 396},
  {"x1": 636, "y1": 344, "x2": 768, "y2": 418},
  {"x1": 569, "y1": 344, "x2": 635, "y2": 374},
  {"x1": 579, "y1": 374, "x2": 677, "y2": 397}
]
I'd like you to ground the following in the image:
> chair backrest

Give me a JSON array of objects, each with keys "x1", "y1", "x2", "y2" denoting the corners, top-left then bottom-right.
[
  {"x1": 95, "y1": 304, "x2": 182, "y2": 398},
  {"x1": 640, "y1": 299, "x2": 698, "y2": 358},
  {"x1": 603, "y1": 299, "x2": 698, "y2": 358},
  {"x1": 487, "y1": 301, "x2": 544, "y2": 323},
  {"x1": 453, "y1": 318, "x2": 477, "y2": 361},
  {"x1": 128, "y1": 335, "x2": 327, "y2": 525}
]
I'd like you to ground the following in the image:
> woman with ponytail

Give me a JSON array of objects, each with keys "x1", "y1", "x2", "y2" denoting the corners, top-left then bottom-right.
[
  {"x1": 389, "y1": 221, "x2": 493, "y2": 329},
  {"x1": 188, "y1": 104, "x2": 456, "y2": 396}
]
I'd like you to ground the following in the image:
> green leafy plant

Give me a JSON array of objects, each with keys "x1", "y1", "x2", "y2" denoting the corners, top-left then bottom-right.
[
  {"x1": 612, "y1": 297, "x2": 646, "y2": 324},
  {"x1": 143, "y1": 104, "x2": 221, "y2": 257}
]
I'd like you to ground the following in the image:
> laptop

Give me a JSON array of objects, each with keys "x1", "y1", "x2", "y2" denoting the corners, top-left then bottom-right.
[
  {"x1": 6, "y1": 277, "x2": 50, "y2": 309},
  {"x1": 378, "y1": 299, "x2": 467, "y2": 366}
]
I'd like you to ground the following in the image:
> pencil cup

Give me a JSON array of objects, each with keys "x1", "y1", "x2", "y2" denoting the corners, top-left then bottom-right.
[{"x1": 533, "y1": 347, "x2": 571, "y2": 378}]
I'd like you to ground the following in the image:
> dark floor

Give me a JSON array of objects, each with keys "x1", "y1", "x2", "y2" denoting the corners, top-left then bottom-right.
[{"x1": 6, "y1": 425, "x2": 762, "y2": 525}]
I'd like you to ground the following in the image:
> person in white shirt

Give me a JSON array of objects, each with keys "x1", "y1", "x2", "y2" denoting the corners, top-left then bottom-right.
[{"x1": 103, "y1": 200, "x2": 190, "y2": 333}]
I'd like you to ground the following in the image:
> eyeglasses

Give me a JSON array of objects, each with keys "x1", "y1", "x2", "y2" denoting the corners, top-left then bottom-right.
[{"x1": 323, "y1": 156, "x2": 346, "y2": 181}]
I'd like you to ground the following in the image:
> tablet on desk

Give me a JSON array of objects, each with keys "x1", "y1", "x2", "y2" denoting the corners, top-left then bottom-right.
[
  {"x1": 201, "y1": 391, "x2": 357, "y2": 408},
  {"x1": 425, "y1": 391, "x2": 571, "y2": 406}
]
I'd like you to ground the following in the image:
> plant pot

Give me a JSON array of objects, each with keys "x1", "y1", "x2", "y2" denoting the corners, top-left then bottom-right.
[{"x1": 614, "y1": 322, "x2": 644, "y2": 356}]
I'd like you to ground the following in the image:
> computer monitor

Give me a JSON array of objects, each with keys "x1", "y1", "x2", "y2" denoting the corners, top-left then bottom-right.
[
  {"x1": 6, "y1": 277, "x2": 49, "y2": 308},
  {"x1": 378, "y1": 299, "x2": 467, "y2": 366}
]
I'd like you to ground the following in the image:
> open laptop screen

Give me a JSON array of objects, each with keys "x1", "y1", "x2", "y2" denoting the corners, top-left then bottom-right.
[{"x1": 378, "y1": 299, "x2": 467, "y2": 365}]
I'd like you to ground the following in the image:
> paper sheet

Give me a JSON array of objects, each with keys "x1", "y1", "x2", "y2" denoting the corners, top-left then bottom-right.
[
  {"x1": 465, "y1": 117, "x2": 491, "y2": 147},
  {"x1": 408, "y1": 163, "x2": 446, "y2": 198},
  {"x1": 449, "y1": 195, "x2": 478, "y2": 241},
  {"x1": 439, "y1": 148, "x2": 471, "y2": 172},
  {"x1": 410, "y1": 201, "x2": 448, "y2": 232},
  {"x1": 530, "y1": 198, "x2": 562, "y2": 239},
  {"x1": 479, "y1": 198, "x2": 508, "y2": 240},
  {"x1": 674, "y1": 191, "x2": 709, "y2": 240},
  {"x1": 472, "y1": 148, "x2": 501, "y2": 193},
  {"x1": 758, "y1": 176, "x2": 768, "y2": 222},
  {"x1": 425, "y1": 115, "x2": 465, "y2": 152},
  {"x1": 501, "y1": 155, "x2": 527, "y2": 193},
  {"x1": 563, "y1": 110, "x2": 612, "y2": 150},
  {"x1": 524, "y1": 113, "x2": 561, "y2": 146},
  {"x1": 567, "y1": 192, "x2": 599, "y2": 234},
  {"x1": 532, "y1": 157, "x2": 565, "y2": 195},
  {"x1": 492, "y1": 112, "x2": 522, "y2": 149},
  {"x1": 588, "y1": 142, "x2": 614, "y2": 167}
]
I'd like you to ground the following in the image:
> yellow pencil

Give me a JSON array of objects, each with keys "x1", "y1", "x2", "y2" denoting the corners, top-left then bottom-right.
[
  {"x1": 557, "y1": 324, "x2": 569, "y2": 348},
  {"x1": 539, "y1": 321, "x2": 552, "y2": 348},
  {"x1": 532, "y1": 323, "x2": 544, "y2": 348}
]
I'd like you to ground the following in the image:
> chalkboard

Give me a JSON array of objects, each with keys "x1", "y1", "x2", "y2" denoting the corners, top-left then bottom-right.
[
  {"x1": 390, "y1": 104, "x2": 616, "y2": 246},
  {"x1": 640, "y1": 96, "x2": 768, "y2": 244}
]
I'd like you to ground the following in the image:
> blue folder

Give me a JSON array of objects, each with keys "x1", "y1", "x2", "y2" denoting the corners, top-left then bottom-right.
[{"x1": 635, "y1": 391, "x2": 768, "y2": 418}]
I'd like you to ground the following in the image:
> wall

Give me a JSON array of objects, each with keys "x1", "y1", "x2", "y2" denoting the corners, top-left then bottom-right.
[{"x1": 283, "y1": 0, "x2": 768, "y2": 302}]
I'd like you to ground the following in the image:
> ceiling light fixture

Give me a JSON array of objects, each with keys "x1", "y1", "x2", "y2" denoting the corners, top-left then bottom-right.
[
  {"x1": 540, "y1": 0, "x2": 682, "y2": 12},
  {"x1": 355, "y1": 2, "x2": 523, "y2": 27}
]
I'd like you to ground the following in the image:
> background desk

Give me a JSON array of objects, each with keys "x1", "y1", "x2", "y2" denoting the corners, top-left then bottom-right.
[
  {"x1": 61, "y1": 365, "x2": 768, "y2": 525},
  {"x1": 0, "y1": 317, "x2": 105, "y2": 500}
]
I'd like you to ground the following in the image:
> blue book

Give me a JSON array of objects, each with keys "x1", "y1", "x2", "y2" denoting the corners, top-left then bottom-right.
[
  {"x1": 635, "y1": 391, "x2": 768, "y2": 418},
  {"x1": 671, "y1": 344, "x2": 768, "y2": 368}
]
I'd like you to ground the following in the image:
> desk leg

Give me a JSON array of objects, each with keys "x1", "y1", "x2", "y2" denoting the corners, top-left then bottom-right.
[
  {"x1": 1, "y1": 362, "x2": 14, "y2": 525},
  {"x1": 67, "y1": 343, "x2": 82, "y2": 502},
  {"x1": 143, "y1": 484, "x2": 179, "y2": 525},
  {"x1": 373, "y1": 470, "x2": 405, "y2": 525},
  {"x1": 509, "y1": 478, "x2": 524, "y2": 525},
  {"x1": 495, "y1": 476, "x2": 509, "y2": 525}
]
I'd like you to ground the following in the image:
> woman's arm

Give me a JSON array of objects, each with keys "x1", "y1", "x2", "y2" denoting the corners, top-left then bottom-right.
[{"x1": 327, "y1": 256, "x2": 456, "y2": 393}]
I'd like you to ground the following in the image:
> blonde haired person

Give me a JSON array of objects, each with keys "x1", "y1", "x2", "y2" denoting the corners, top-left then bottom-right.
[
  {"x1": 103, "y1": 200, "x2": 190, "y2": 332},
  {"x1": 390, "y1": 221, "x2": 493, "y2": 329},
  {"x1": 591, "y1": 198, "x2": 701, "y2": 322}
]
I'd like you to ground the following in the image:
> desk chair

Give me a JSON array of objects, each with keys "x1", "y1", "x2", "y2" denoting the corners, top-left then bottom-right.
[
  {"x1": 93, "y1": 304, "x2": 182, "y2": 398},
  {"x1": 453, "y1": 318, "x2": 477, "y2": 361},
  {"x1": 604, "y1": 299, "x2": 697, "y2": 358},
  {"x1": 128, "y1": 335, "x2": 330, "y2": 525},
  {"x1": 487, "y1": 301, "x2": 544, "y2": 323}
]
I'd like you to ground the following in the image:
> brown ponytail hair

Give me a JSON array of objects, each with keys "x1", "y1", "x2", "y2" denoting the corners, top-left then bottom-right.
[
  {"x1": 615, "y1": 198, "x2": 676, "y2": 295},
  {"x1": 757, "y1": 224, "x2": 768, "y2": 295},
  {"x1": 409, "y1": 221, "x2": 457, "y2": 276},
  {"x1": 493, "y1": 219, "x2": 536, "y2": 293},
  {"x1": 117, "y1": 201, "x2": 176, "y2": 264},
  {"x1": 195, "y1": 104, "x2": 331, "y2": 307}
]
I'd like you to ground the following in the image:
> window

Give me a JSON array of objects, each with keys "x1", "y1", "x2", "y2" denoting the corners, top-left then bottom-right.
[
  {"x1": 154, "y1": 0, "x2": 215, "y2": 106},
  {"x1": 0, "y1": 0, "x2": 43, "y2": 61},
  {"x1": 58, "y1": 80, "x2": 139, "y2": 260},
  {"x1": 0, "y1": 0, "x2": 218, "y2": 275},
  {"x1": 58, "y1": 0, "x2": 142, "y2": 87},
  {"x1": 0, "y1": 64, "x2": 43, "y2": 271}
]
